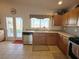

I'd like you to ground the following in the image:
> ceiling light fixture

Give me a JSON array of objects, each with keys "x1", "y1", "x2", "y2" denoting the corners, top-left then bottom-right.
[{"x1": 58, "y1": 0, "x2": 63, "y2": 5}]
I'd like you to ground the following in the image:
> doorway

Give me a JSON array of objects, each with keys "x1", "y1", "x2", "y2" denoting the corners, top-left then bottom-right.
[{"x1": 6, "y1": 17, "x2": 23, "y2": 41}]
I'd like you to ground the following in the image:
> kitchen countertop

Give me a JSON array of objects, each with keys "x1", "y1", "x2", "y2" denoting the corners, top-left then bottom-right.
[
  {"x1": 23, "y1": 30, "x2": 74, "y2": 37},
  {"x1": 58, "y1": 32, "x2": 74, "y2": 37}
]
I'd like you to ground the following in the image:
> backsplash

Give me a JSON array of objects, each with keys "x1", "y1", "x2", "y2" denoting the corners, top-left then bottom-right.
[
  {"x1": 63, "y1": 27, "x2": 79, "y2": 37},
  {"x1": 24, "y1": 26, "x2": 63, "y2": 31}
]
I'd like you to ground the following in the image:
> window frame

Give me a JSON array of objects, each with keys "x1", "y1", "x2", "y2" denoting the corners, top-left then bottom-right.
[{"x1": 30, "y1": 17, "x2": 50, "y2": 29}]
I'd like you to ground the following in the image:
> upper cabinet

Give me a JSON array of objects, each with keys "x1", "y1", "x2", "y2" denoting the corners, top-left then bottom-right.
[
  {"x1": 77, "y1": 17, "x2": 79, "y2": 26},
  {"x1": 63, "y1": 8, "x2": 79, "y2": 26},
  {"x1": 77, "y1": 8, "x2": 79, "y2": 26},
  {"x1": 68, "y1": 10, "x2": 77, "y2": 26},
  {"x1": 63, "y1": 13, "x2": 69, "y2": 26},
  {"x1": 53, "y1": 15, "x2": 63, "y2": 26}
]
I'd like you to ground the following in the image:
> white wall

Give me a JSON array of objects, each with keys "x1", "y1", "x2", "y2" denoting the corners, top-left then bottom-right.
[{"x1": 0, "y1": 1, "x2": 62, "y2": 31}]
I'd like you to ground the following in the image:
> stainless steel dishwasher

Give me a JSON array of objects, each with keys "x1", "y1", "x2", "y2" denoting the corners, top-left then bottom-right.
[{"x1": 23, "y1": 32, "x2": 32, "y2": 44}]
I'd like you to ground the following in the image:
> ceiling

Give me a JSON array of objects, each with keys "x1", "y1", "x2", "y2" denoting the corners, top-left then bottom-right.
[{"x1": 1, "y1": 0, "x2": 79, "y2": 10}]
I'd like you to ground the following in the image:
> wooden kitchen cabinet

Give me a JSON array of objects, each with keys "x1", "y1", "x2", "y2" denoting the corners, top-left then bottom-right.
[
  {"x1": 33, "y1": 33, "x2": 47, "y2": 45},
  {"x1": 68, "y1": 9, "x2": 78, "y2": 26},
  {"x1": 33, "y1": 33, "x2": 59, "y2": 45},
  {"x1": 58, "y1": 34, "x2": 68, "y2": 55},
  {"x1": 77, "y1": 8, "x2": 79, "y2": 26},
  {"x1": 77, "y1": 16, "x2": 79, "y2": 26},
  {"x1": 33, "y1": 32, "x2": 70, "y2": 55},
  {"x1": 53, "y1": 15, "x2": 63, "y2": 26},
  {"x1": 63, "y1": 13, "x2": 69, "y2": 26},
  {"x1": 46, "y1": 33, "x2": 58, "y2": 45},
  {"x1": 63, "y1": 8, "x2": 79, "y2": 26}
]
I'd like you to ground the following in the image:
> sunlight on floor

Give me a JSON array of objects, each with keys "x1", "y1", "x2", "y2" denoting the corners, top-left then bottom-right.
[{"x1": 0, "y1": 41, "x2": 67, "y2": 59}]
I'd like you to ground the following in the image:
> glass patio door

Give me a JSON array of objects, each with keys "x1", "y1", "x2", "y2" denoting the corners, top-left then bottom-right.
[
  {"x1": 6, "y1": 17, "x2": 14, "y2": 40},
  {"x1": 15, "y1": 17, "x2": 23, "y2": 39},
  {"x1": 6, "y1": 17, "x2": 23, "y2": 40}
]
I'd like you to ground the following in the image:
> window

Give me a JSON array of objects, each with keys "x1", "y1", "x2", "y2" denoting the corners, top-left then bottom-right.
[
  {"x1": 31, "y1": 18, "x2": 40, "y2": 28},
  {"x1": 31, "y1": 18, "x2": 49, "y2": 29},
  {"x1": 41, "y1": 18, "x2": 49, "y2": 28}
]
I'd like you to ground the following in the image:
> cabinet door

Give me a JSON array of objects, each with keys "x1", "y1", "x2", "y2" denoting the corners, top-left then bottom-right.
[
  {"x1": 54, "y1": 15, "x2": 63, "y2": 26},
  {"x1": 33, "y1": 33, "x2": 40, "y2": 45},
  {"x1": 63, "y1": 13, "x2": 69, "y2": 26},
  {"x1": 63, "y1": 8, "x2": 79, "y2": 26},
  {"x1": 77, "y1": 16, "x2": 79, "y2": 26},
  {"x1": 62, "y1": 36, "x2": 68, "y2": 55},
  {"x1": 77, "y1": 8, "x2": 79, "y2": 26},
  {"x1": 33, "y1": 33, "x2": 47, "y2": 45},
  {"x1": 62, "y1": 36, "x2": 68, "y2": 46},
  {"x1": 38, "y1": 33, "x2": 47, "y2": 45},
  {"x1": 58, "y1": 36, "x2": 67, "y2": 54},
  {"x1": 58, "y1": 34, "x2": 68, "y2": 55},
  {"x1": 68, "y1": 10, "x2": 78, "y2": 26},
  {"x1": 47, "y1": 33, "x2": 58, "y2": 45}
]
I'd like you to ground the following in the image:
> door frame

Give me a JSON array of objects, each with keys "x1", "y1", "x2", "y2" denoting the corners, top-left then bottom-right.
[{"x1": 5, "y1": 16, "x2": 23, "y2": 41}]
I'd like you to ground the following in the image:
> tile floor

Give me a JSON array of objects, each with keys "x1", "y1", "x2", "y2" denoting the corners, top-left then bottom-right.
[{"x1": 0, "y1": 41, "x2": 67, "y2": 59}]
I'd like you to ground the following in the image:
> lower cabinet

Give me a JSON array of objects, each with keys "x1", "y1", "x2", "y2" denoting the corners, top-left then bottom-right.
[
  {"x1": 46, "y1": 33, "x2": 58, "y2": 45},
  {"x1": 58, "y1": 34, "x2": 68, "y2": 55},
  {"x1": 33, "y1": 32, "x2": 68, "y2": 55},
  {"x1": 33, "y1": 33, "x2": 58, "y2": 45}
]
